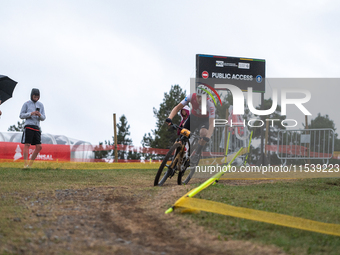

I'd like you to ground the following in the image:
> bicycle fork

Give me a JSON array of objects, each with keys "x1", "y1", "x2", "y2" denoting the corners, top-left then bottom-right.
[{"x1": 168, "y1": 143, "x2": 186, "y2": 178}]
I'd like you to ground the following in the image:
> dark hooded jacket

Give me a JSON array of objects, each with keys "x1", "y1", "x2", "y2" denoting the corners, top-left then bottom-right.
[{"x1": 31, "y1": 88, "x2": 40, "y2": 102}]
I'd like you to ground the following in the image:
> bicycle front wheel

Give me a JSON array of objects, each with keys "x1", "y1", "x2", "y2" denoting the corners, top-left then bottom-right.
[
  {"x1": 177, "y1": 141, "x2": 199, "y2": 185},
  {"x1": 154, "y1": 142, "x2": 181, "y2": 186}
]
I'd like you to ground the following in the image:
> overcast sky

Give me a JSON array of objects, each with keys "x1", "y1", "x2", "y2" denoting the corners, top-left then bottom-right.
[{"x1": 1, "y1": 0, "x2": 340, "y2": 146}]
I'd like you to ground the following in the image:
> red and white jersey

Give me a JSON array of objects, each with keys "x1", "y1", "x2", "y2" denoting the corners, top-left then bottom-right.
[{"x1": 180, "y1": 93, "x2": 215, "y2": 118}]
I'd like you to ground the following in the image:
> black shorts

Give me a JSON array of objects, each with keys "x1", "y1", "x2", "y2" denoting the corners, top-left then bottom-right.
[
  {"x1": 21, "y1": 125, "x2": 41, "y2": 145},
  {"x1": 183, "y1": 114, "x2": 209, "y2": 132}
]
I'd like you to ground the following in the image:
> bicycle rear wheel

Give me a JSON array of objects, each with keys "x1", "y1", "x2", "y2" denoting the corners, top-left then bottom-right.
[
  {"x1": 177, "y1": 162, "x2": 196, "y2": 185},
  {"x1": 154, "y1": 142, "x2": 181, "y2": 186}
]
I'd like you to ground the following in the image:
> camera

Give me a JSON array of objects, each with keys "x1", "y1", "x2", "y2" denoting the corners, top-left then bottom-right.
[{"x1": 36, "y1": 107, "x2": 40, "y2": 112}]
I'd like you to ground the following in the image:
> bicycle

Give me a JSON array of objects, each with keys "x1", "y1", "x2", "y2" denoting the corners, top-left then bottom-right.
[{"x1": 154, "y1": 123, "x2": 203, "y2": 186}]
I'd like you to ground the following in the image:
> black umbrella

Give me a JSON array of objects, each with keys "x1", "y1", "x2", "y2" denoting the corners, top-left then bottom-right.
[{"x1": 0, "y1": 75, "x2": 18, "y2": 104}]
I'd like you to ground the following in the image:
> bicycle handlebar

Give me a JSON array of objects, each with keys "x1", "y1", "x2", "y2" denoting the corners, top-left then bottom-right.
[{"x1": 167, "y1": 122, "x2": 209, "y2": 142}]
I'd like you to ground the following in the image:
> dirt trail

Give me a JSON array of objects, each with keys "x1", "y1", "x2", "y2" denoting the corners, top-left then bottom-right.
[{"x1": 4, "y1": 182, "x2": 286, "y2": 255}]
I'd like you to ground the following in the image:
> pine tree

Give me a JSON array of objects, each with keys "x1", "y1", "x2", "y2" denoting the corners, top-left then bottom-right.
[
  {"x1": 142, "y1": 84, "x2": 186, "y2": 152},
  {"x1": 307, "y1": 113, "x2": 336, "y2": 130},
  {"x1": 8, "y1": 120, "x2": 25, "y2": 132},
  {"x1": 94, "y1": 115, "x2": 139, "y2": 160},
  {"x1": 115, "y1": 115, "x2": 133, "y2": 159},
  {"x1": 306, "y1": 113, "x2": 340, "y2": 162},
  {"x1": 93, "y1": 141, "x2": 112, "y2": 162}
]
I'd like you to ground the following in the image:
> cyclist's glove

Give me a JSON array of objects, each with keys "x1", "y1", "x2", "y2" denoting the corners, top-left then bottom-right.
[
  {"x1": 202, "y1": 137, "x2": 210, "y2": 142},
  {"x1": 165, "y1": 118, "x2": 173, "y2": 124}
]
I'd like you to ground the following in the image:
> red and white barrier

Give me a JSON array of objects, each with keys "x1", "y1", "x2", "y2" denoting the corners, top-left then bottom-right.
[{"x1": 0, "y1": 142, "x2": 70, "y2": 162}]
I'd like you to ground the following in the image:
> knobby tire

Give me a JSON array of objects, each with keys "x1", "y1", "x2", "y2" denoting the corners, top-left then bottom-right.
[
  {"x1": 154, "y1": 142, "x2": 181, "y2": 186},
  {"x1": 177, "y1": 139, "x2": 200, "y2": 185}
]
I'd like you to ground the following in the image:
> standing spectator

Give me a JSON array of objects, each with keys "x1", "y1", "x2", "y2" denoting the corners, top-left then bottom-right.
[
  {"x1": 20, "y1": 88, "x2": 46, "y2": 168},
  {"x1": 0, "y1": 99, "x2": 2, "y2": 116}
]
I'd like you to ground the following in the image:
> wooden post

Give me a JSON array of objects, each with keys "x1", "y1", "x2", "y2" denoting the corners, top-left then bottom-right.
[
  {"x1": 224, "y1": 108, "x2": 229, "y2": 153},
  {"x1": 305, "y1": 115, "x2": 310, "y2": 164},
  {"x1": 113, "y1": 113, "x2": 118, "y2": 163},
  {"x1": 260, "y1": 92, "x2": 265, "y2": 165},
  {"x1": 265, "y1": 120, "x2": 269, "y2": 156}
]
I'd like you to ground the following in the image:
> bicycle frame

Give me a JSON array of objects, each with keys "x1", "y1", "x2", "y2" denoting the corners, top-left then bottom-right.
[
  {"x1": 169, "y1": 130, "x2": 190, "y2": 172},
  {"x1": 170, "y1": 124, "x2": 200, "y2": 171}
]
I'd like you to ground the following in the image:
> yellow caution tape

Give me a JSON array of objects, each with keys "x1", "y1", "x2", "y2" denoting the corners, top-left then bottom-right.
[
  {"x1": 224, "y1": 132, "x2": 230, "y2": 163},
  {"x1": 187, "y1": 147, "x2": 244, "y2": 198},
  {"x1": 165, "y1": 147, "x2": 244, "y2": 214},
  {"x1": 164, "y1": 138, "x2": 340, "y2": 237},
  {"x1": 176, "y1": 197, "x2": 340, "y2": 236}
]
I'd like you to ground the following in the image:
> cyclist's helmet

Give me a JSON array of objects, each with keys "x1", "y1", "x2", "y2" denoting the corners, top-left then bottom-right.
[{"x1": 196, "y1": 84, "x2": 208, "y2": 96}]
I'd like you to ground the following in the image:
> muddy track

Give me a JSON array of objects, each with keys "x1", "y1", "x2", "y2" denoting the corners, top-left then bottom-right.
[{"x1": 4, "y1": 184, "x2": 286, "y2": 255}]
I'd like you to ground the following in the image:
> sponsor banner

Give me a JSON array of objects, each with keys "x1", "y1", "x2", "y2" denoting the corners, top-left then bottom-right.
[
  {"x1": 0, "y1": 142, "x2": 70, "y2": 161},
  {"x1": 196, "y1": 54, "x2": 265, "y2": 92}
]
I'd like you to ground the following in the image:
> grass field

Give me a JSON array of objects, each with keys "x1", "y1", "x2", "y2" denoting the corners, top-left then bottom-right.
[
  {"x1": 0, "y1": 161, "x2": 340, "y2": 254},
  {"x1": 186, "y1": 178, "x2": 340, "y2": 254}
]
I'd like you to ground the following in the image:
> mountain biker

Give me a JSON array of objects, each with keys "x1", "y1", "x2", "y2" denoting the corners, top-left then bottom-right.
[
  {"x1": 177, "y1": 105, "x2": 190, "y2": 136},
  {"x1": 166, "y1": 84, "x2": 216, "y2": 164}
]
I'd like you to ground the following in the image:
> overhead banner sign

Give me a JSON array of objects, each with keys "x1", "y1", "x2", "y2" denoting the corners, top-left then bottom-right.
[{"x1": 196, "y1": 54, "x2": 266, "y2": 93}]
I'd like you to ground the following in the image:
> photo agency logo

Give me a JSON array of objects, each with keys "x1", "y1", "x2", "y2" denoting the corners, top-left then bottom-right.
[
  {"x1": 199, "y1": 84, "x2": 312, "y2": 128},
  {"x1": 197, "y1": 83, "x2": 223, "y2": 107}
]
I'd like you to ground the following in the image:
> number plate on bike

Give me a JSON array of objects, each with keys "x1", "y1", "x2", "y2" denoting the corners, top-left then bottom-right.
[{"x1": 180, "y1": 129, "x2": 191, "y2": 137}]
